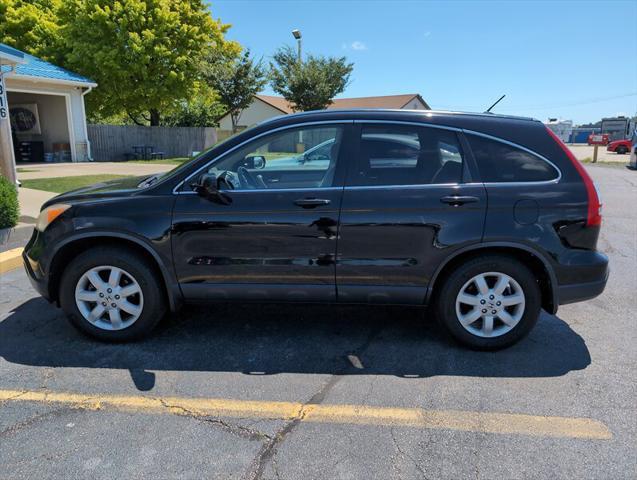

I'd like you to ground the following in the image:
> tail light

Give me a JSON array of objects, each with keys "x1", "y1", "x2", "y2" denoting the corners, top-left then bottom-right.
[{"x1": 545, "y1": 127, "x2": 602, "y2": 226}]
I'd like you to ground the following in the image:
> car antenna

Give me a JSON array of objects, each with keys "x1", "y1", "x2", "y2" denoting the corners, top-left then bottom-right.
[{"x1": 485, "y1": 94, "x2": 506, "y2": 113}]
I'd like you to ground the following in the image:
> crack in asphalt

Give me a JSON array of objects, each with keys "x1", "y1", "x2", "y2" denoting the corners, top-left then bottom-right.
[
  {"x1": 0, "y1": 389, "x2": 28, "y2": 408},
  {"x1": 390, "y1": 427, "x2": 430, "y2": 480},
  {"x1": 0, "y1": 406, "x2": 72, "y2": 438},
  {"x1": 158, "y1": 399, "x2": 272, "y2": 442},
  {"x1": 243, "y1": 323, "x2": 386, "y2": 480}
]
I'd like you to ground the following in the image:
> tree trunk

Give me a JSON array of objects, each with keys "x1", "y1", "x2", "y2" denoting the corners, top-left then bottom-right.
[
  {"x1": 231, "y1": 111, "x2": 240, "y2": 133},
  {"x1": 149, "y1": 109, "x2": 160, "y2": 126}
]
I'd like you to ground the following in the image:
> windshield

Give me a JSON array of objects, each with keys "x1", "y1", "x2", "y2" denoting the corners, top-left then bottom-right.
[{"x1": 149, "y1": 128, "x2": 255, "y2": 186}]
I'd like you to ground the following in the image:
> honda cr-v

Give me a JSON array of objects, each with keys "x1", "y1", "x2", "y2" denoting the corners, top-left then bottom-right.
[{"x1": 23, "y1": 109, "x2": 609, "y2": 349}]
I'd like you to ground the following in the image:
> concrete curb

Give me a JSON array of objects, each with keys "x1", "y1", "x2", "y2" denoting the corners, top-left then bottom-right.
[{"x1": 0, "y1": 248, "x2": 24, "y2": 274}]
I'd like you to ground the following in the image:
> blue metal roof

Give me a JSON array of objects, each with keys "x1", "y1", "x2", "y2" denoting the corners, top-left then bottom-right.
[
  {"x1": 0, "y1": 43, "x2": 25, "y2": 61},
  {"x1": 0, "y1": 43, "x2": 95, "y2": 86}
]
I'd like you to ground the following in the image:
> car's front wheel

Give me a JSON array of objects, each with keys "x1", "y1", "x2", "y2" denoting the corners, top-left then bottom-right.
[
  {"x1": 616, "y1": 146, "x2": 628, "y2": 155},
  {"x1": 435, "y1": 255, "x2": 541, "y2": 350},
  {"x1": 59, "y1": 247, "x2": 166, "y2": 341}
]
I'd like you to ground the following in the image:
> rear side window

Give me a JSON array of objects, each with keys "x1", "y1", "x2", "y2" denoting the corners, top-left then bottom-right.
[
  {"x1": 467, "y1": 134, "x2": 559, "y2": 183},
  {"x1": 349, "y1": 125, "x2": 464, "y2": 186}
]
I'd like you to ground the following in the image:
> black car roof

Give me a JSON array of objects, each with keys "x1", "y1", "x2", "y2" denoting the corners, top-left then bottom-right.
[{"x1": 260, "y1": 108, "x2": 540, "y2": 127}]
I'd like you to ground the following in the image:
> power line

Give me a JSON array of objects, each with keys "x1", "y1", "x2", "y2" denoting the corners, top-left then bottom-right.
[{"x1": 432, "y1": 92, "x2": 637, "y2": 112}]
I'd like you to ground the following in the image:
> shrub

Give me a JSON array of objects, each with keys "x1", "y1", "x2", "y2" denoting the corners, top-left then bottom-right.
[{"x1": 0, "y1": 176, "x2": 19, "y2": 230}]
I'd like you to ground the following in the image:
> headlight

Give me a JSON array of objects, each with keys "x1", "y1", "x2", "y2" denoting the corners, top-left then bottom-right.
[{"x1": 36, "y1": 204, "x2": 71, "y2": 232}]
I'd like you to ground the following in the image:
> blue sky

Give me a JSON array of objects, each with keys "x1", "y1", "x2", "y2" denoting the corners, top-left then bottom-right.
[{"x1": 210, "y1": 0, "x2": 637, "y2": 124}]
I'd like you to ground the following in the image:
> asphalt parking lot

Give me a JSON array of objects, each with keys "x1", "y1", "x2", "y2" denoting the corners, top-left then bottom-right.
[{"x1": 0, "y1": 164, "x2": 635, "y2": 479}]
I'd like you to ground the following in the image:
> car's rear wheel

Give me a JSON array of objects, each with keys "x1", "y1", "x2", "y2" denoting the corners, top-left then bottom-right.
[
  {"x1": 435, "y1": 255, "x2": 541, "y2": 350},
  {"x1": 616, "y1": 146, "x2": 628, "y2": 155},
  {"x1": 59, "y1": 247, "x2": 166, "y2": 341}
]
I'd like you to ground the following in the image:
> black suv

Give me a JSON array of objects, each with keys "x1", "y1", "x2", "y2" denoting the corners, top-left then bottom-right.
[{"x1": 23, "y1": 110, "x2": 608, "y2": 349}]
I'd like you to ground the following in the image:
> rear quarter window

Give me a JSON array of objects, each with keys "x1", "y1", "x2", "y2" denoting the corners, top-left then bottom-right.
[{"x1": 467, "y1": 134, "x2": 559, "y2": 182}]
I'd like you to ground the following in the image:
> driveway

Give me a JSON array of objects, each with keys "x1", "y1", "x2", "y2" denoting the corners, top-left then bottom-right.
[{"x1": 0, "y1": 165, "x2": 635, "y2": 479}]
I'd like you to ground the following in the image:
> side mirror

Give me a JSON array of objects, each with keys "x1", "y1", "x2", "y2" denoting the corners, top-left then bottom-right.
[
  {"x1": 191, "y1": 173, "x2": 218, "y2": 196},
  {"x1": 191, "y1": 173, "x2": 232, "y2": 205},
  {"x1": 244, "y1": 155, "x2": 266, "y2": 169}
]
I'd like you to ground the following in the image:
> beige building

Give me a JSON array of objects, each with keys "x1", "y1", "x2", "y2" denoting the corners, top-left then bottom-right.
[{"x1": 218, "y1": 93, "x2": 430, "y2": 133}]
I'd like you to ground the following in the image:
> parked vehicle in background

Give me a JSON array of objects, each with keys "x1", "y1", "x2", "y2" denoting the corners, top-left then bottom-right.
[
  {"x1": 600, "y1": 116, "x2": 633, "y2": 142},
  {"x1": 23, "y1": 109, "x2": 609, "y2": 350},
  {"x1": 606, "y1": 139, "x2": 632, "y2": 154},
  {"x1": 587, "y1": 133, "x2": 609, "y2": 146}
]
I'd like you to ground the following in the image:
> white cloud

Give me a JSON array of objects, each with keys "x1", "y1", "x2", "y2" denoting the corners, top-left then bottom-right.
[{"x1": 350, "y1": 41, "x2": 367, "y2": 51}]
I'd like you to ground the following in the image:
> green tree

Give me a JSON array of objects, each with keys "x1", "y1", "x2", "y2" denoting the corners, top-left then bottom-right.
[
  {"x1": 162, "y1": 87, "x2": 225, "y2": 127},
  {"x1": 205, "y1": 49, "x2": 267, "y2": 132},
  {"x1": 56, "y1": 0, "x2": 240, "y2": 125},
  {"x1": 269, "y1": 46, "x2": 353, "y2": 112},
  {"x1": 0, "y1": 0, "x2": 62, "y2": 61}
]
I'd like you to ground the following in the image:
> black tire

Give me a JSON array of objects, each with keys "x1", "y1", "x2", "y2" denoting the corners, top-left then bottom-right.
[
  {"x1": 435, "y1": 255, "x2": 541, "y2": 350},
  {"x1": 59, "y1": 247, "x2": 166, "y2": 342},
  {"x1": 616, "y1": 146, "x2": 628, "y2": 155}
]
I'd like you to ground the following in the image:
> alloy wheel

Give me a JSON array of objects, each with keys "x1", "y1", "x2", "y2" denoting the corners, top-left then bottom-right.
[
  {"x1": 74, "y1": 266, "x2": 144, "y2": 331},
  {"x1": 455, "y1": 271, "x2": 525, "y2": 338}
]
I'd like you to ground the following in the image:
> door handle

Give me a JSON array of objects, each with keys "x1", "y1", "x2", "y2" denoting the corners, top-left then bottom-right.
[
  {"x1": 294, "y1": 198, "x2": 331, "y2": 208},
  {"x1": 440, "y1": 195, "x2": 480, "y2": 206}
]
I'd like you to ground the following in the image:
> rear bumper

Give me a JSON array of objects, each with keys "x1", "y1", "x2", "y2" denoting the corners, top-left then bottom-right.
[
  {"x1": 556, "y1": 251, "x2": 609, "y2": 306},
  {"x1": 558, "y1": 277, "x2": 608, "y2": 305}
]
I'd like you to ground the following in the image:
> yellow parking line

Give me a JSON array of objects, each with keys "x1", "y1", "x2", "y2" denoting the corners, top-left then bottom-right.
[
  {"x1": 0, "y1": 248, "x2": 24, "y2": 274},
  {"x1": 0, "y1": 389, "x2": 611, "y2": 440}
]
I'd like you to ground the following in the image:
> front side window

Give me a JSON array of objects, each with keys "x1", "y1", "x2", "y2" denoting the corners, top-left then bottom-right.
[
  {"x1": 467, "y1": 134, "x2": 559, "y2": 183},
  {"x1": 198, "y1": 125, "x2": 344, "y2": 190},
  {"x1": 349, "y1": 125, "x2": 464, "y2": 186}
]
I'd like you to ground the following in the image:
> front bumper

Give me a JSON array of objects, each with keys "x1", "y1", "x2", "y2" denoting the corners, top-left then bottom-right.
[
  {"x1": 23, "y1": 249, "x2": 51, "y2": 301},
  {"x1": 22, "y1": 229, "x2": 54, "y2": 303}
]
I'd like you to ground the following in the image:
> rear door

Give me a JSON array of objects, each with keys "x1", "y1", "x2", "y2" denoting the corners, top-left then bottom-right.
[{"x1": 336, "y1": 122, "x2": 487, "y2": 304}]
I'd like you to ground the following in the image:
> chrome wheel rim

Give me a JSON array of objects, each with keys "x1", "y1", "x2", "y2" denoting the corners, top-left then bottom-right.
[
  {"x1": 455, "y1": 271, "x2": 525, "y2": 338},
  {"x1": 75, "y1": 266, "x2": 144, "y2": 331}
]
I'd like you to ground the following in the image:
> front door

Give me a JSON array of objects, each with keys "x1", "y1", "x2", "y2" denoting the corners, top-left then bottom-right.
[
  {"x1": 172, "y1": 123, "x2": 351, "y2": 302},
  {"x1": 336, "y1": 122, "x2": 487, "y2": 304}
]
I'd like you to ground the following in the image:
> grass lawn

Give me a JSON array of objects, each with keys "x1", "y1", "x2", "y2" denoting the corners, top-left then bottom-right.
[
  {"x1": 127, "y1": 157, "x2": 190, "y2": 165},
  {"x1": 16, "y1": 168, "x2": 41, "y2": 173},
  {"x1": 21, "y1": 174, "x2": 129, "y2": 193}
]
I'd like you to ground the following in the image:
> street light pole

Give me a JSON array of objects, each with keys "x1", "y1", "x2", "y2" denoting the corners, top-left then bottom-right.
[{"x1": 292, "y1": 29, "x2": 302, "y2": 63}]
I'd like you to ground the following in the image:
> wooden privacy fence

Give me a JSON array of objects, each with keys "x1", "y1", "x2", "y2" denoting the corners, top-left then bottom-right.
[{"x1": 87, "y1": 125, "x2": 217, "y2": 161}]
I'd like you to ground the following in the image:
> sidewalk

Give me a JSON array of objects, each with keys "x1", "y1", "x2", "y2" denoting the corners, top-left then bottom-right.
[
  {"x1": 18, "y1": 187, "x2": 57, "y2": 223},
  {"x1": 1, "y1": 226, "x2": 33, "y2": 253},
  {"x1": 0, "y1": 187, "x2": 56, "y2": 256}
]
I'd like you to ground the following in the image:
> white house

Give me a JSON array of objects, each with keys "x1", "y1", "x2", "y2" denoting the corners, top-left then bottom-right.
[
  {"x1": 218, "y1": 93, "x2": 430, "y2": 133},
  {"x1": 0, "y1": 43, "x2": 96, "y2": 166}
]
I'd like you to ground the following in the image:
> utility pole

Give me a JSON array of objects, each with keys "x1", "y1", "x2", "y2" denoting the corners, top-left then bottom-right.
[
  {"x1": 291, "y1": 29, "x2": 303, "y2": 150},
  {"x1": 292, "y1": 29, "x2": 302, "y2": 63}
]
